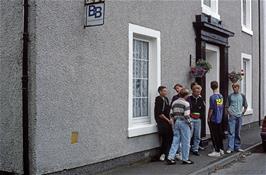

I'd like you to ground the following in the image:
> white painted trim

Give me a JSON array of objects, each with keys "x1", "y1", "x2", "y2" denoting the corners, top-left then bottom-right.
[
  {"x1": 201, "y1": 0, "x2": 220, "y2": 20},
  {"x1": 241, "y1": 0, "x2": 253, "y2": 36},
  {"x1": 241, "y1": 53, "x2": 253, "y2": 114},
  {"x1": 128, "y1": 23, "x2": 161, "y2": 137},
  {"x1": 128, "y1": 124, "x2": 157, "y2": 138},
  {"x1": 242, "y1": 25, "x2": 253, "y2": 36}
]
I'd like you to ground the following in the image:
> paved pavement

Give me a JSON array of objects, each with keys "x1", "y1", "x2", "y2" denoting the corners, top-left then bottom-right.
[
  {"x1": 99, "y1": 125, "x2": 261, "y2": 175},
  {"x1": 211, "y1": 145, "x2": 266, "y2": 175}
]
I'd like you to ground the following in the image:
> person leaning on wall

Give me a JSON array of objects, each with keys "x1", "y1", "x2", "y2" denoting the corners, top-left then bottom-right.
[{"x1": 154, "y1": 86, "x2": 173, "y2": 161}]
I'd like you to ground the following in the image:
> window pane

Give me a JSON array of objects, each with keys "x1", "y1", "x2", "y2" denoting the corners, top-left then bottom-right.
[
  {"x1": 141, "y1": 60, "x2": 148, "y2": 78},
  {"x1": 204, "y1": 0, "x2": 211, "y2": 7},
  {"x1": 141, "y1": 98, "x2": 148, "y2": 116},
  {"x1": 133, "y1": 98, "x2": 141, "y2": 117},
  {"x1": 133, "y1": 39, "x2": 137, "y2": 59},
  {"x1": 243, "y1": 0, "x2": 247, "y2": 26},
  {"x1": 133, "y1": 60, "x2": 141, "y2": 78},
  {"x1": 142, "y1": 41, "x2": 148, "y2": 60},
  {"x1": 141, "y1": 80, "x2": 148, "y2": 97},
  {"x1": 133, "y1": 79, "x2": 141, "y2": 97}
]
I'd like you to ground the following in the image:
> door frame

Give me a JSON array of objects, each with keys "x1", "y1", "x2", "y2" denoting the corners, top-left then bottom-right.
[{"x1": 193, "y1": 14, "x2": 234, "y2": 137}]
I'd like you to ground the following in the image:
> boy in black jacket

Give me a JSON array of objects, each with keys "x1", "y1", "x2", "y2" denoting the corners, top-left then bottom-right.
[
  {"x1": 187, "y1": 85, "x2": 205, "y2": 156},
  {"x1": 154, "y1": 86, "x2": 173, "y2": 161}
]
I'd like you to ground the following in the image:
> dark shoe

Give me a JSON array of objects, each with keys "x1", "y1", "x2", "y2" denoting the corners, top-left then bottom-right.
[
  {"x1": 182, "y1": 160, "x2": 194, "y2": 164},
  {"x1": 166, "y1": 159, "x2": 176, "y2": 165},
  {"x1": 192, "y1": 151, "x2": 200, "y2": 156}
]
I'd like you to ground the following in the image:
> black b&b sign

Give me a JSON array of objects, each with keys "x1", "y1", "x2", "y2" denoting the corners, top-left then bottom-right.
[{"x1": 84, "y1": 0, "x2": 105, "y2": 27}]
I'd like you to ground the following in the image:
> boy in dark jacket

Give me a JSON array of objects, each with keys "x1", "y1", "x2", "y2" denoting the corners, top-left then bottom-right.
[
  {"x1": 154, "y1": 86, "x2": 173, "y2": 161},
  {"x1": 187, "y1": 85, "x2": 205, "y2": 156}
]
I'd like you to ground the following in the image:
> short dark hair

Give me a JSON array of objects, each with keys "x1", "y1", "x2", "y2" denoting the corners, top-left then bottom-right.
[
  {"x1": 179, "y1": 88, "x2": 190, "y2": 98},
  {"x1": 158, "y1": 86, "x2": 167, "y2": 93},
  {"x1": 210, "y1": 81, "x2": 219, "y2": 90},
  {"x1": 173, "y1": 83, "x2": 183, "y2": 89},
  {"x1": 190, "y1": 82, "x2": 198, "y2": 90},
  {"x1": 192, "y1": 84, "x2": 202, "y2": 91}
]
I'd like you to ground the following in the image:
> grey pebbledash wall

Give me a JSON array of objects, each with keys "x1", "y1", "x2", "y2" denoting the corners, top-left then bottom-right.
[
  {"x1": 30, "y1": 0, "x2": 200, "y2": 174},
  {"x1": 264, "y1": 0, "x2": 266, "y2": 116},
  {"x1": 0, "y1": 0, "x2": 23, "y2": 173},
  {"x1": 0, "y1": 0, "x2": 262, "y2": 174}
]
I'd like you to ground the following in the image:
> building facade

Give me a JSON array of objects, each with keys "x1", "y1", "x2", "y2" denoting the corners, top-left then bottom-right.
[
  {"x1": 262, "y1": 1, "x2": 266, "y2": 116},
  {"x1": 0, "y1": 0, "x2": 264, "y2": 174}
]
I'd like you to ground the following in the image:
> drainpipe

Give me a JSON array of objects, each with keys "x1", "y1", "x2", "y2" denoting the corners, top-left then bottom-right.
[
  {"x1": 258, "y1": 0, "x2": 261, "y2": 126},
  {"x1": 22, "y1": 0, "x2": 30, "y2": 174}
]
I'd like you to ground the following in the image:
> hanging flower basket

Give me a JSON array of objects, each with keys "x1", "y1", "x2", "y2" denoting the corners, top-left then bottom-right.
[
  {"x1": 190, "y1": 59, "x2": 212, "y2": 78},
  {"x1": 228, "y1": 71, "x2": 244, "y2": 83},
  {"x1": 190, "y1": 66, "x2": 207, "y2": 78}
]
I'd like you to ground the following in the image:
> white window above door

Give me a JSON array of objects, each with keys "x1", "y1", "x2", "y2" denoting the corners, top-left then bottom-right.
[
  {"x1": 201, "y1": 0, "x2": 220, "y2": 20},
  {"x1": 128, "y1": 23, "x2": 161, "y2": 137},
  {"x1": 241, "y1": 0, "x2": 253, "y2": 35}
]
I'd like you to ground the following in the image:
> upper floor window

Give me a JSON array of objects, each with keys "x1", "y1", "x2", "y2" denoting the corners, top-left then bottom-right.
[
  {"x1": 201, "y1": 0, "x2": 220, "y2": 20},
  {"x1": 241, "y1": 0, "x2": 253, "y2": 35}
]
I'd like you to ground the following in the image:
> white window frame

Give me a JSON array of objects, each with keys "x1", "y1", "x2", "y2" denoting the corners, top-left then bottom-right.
[
  {"x1": 241, "y1": 0, "x2": 253, "y2": 35},
  {"x1": 241, "y1": 53, "x2": 253, "y2": 115},
  {"x1": 128, "y1": 23, "x2": 161, "y2": 137},
  {"x1": 201, "y1": 0, "x2": 220, "y2": 20}
]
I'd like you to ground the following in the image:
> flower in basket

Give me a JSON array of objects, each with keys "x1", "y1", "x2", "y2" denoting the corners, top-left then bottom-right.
[
  {"x1": 190, "y1": 59, "x2": 212, "y2": 78},
  {"x1": 228, "y1": 71, "x2": 243, "y2": 83},
  {"x1": 196, "y1": 59, "x2": 212, "y2": 72}
]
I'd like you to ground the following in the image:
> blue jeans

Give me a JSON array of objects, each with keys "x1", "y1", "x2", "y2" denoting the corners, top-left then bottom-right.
[
  {"x1": 228, "y1": 115, "x2": 242, "y2": 151},
  {"x1": 168, "y1": 119, "x2": 191, "y2": 161},
  {"x1": 191, "y1": 119, "x2": 201, "y2": 152}
]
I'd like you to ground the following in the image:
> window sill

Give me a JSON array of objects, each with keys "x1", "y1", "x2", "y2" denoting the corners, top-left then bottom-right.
[
  {"x1": 128, "y1": 124, "x2": 158, "y2": 138},
  {"x1": 202, "y1": 6, "x2": 220, "y2": 20},
  {"x1": 242, "y1": 26, "x2": 253, "y2": 36},
  {"x1": 244, "y1": 109, "x2": 253, "y2": 116}
]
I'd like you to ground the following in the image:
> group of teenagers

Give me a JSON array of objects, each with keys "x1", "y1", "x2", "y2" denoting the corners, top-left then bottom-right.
[{"x1": 154, "y1": 81, "x2": 248, "y2": 165}]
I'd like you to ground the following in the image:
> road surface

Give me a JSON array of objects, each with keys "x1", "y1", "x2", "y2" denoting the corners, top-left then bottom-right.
[{"x1": 211, "y1": 145, "x2": 266, "y2": 175}]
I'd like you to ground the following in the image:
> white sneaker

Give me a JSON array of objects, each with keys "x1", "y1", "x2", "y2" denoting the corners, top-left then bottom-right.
[
  {"x1": 208, "y1": 151, "x2": 221, "y2": 157},
  {"x1": 176, "y1": 153, "x2": 182, "y2": 161},
  {"x1": 220, "y1": 149, "x2": 225, "y2": 155},
  {"x1": 159, "y1": 154, "x2": 165, "y2": 161},
  {"x1": 199, "y1": 146, "x2": 205, "y2": 150},
  {"x1": 236, "y1": 149, "x2": 244, "y2": 152},
  {"x1": 226, "y1": 150, "x2": 232, "y2": 154}
]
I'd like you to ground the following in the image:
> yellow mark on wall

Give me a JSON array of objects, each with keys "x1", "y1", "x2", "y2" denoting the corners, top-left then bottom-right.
[{"x1": 71, "y1": 131, "x2": 79, "y2": 144}]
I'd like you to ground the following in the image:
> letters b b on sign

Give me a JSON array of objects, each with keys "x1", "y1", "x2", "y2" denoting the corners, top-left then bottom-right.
[{"x1": 84, "y1": 0, "x2": 105, "y2": 27}]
